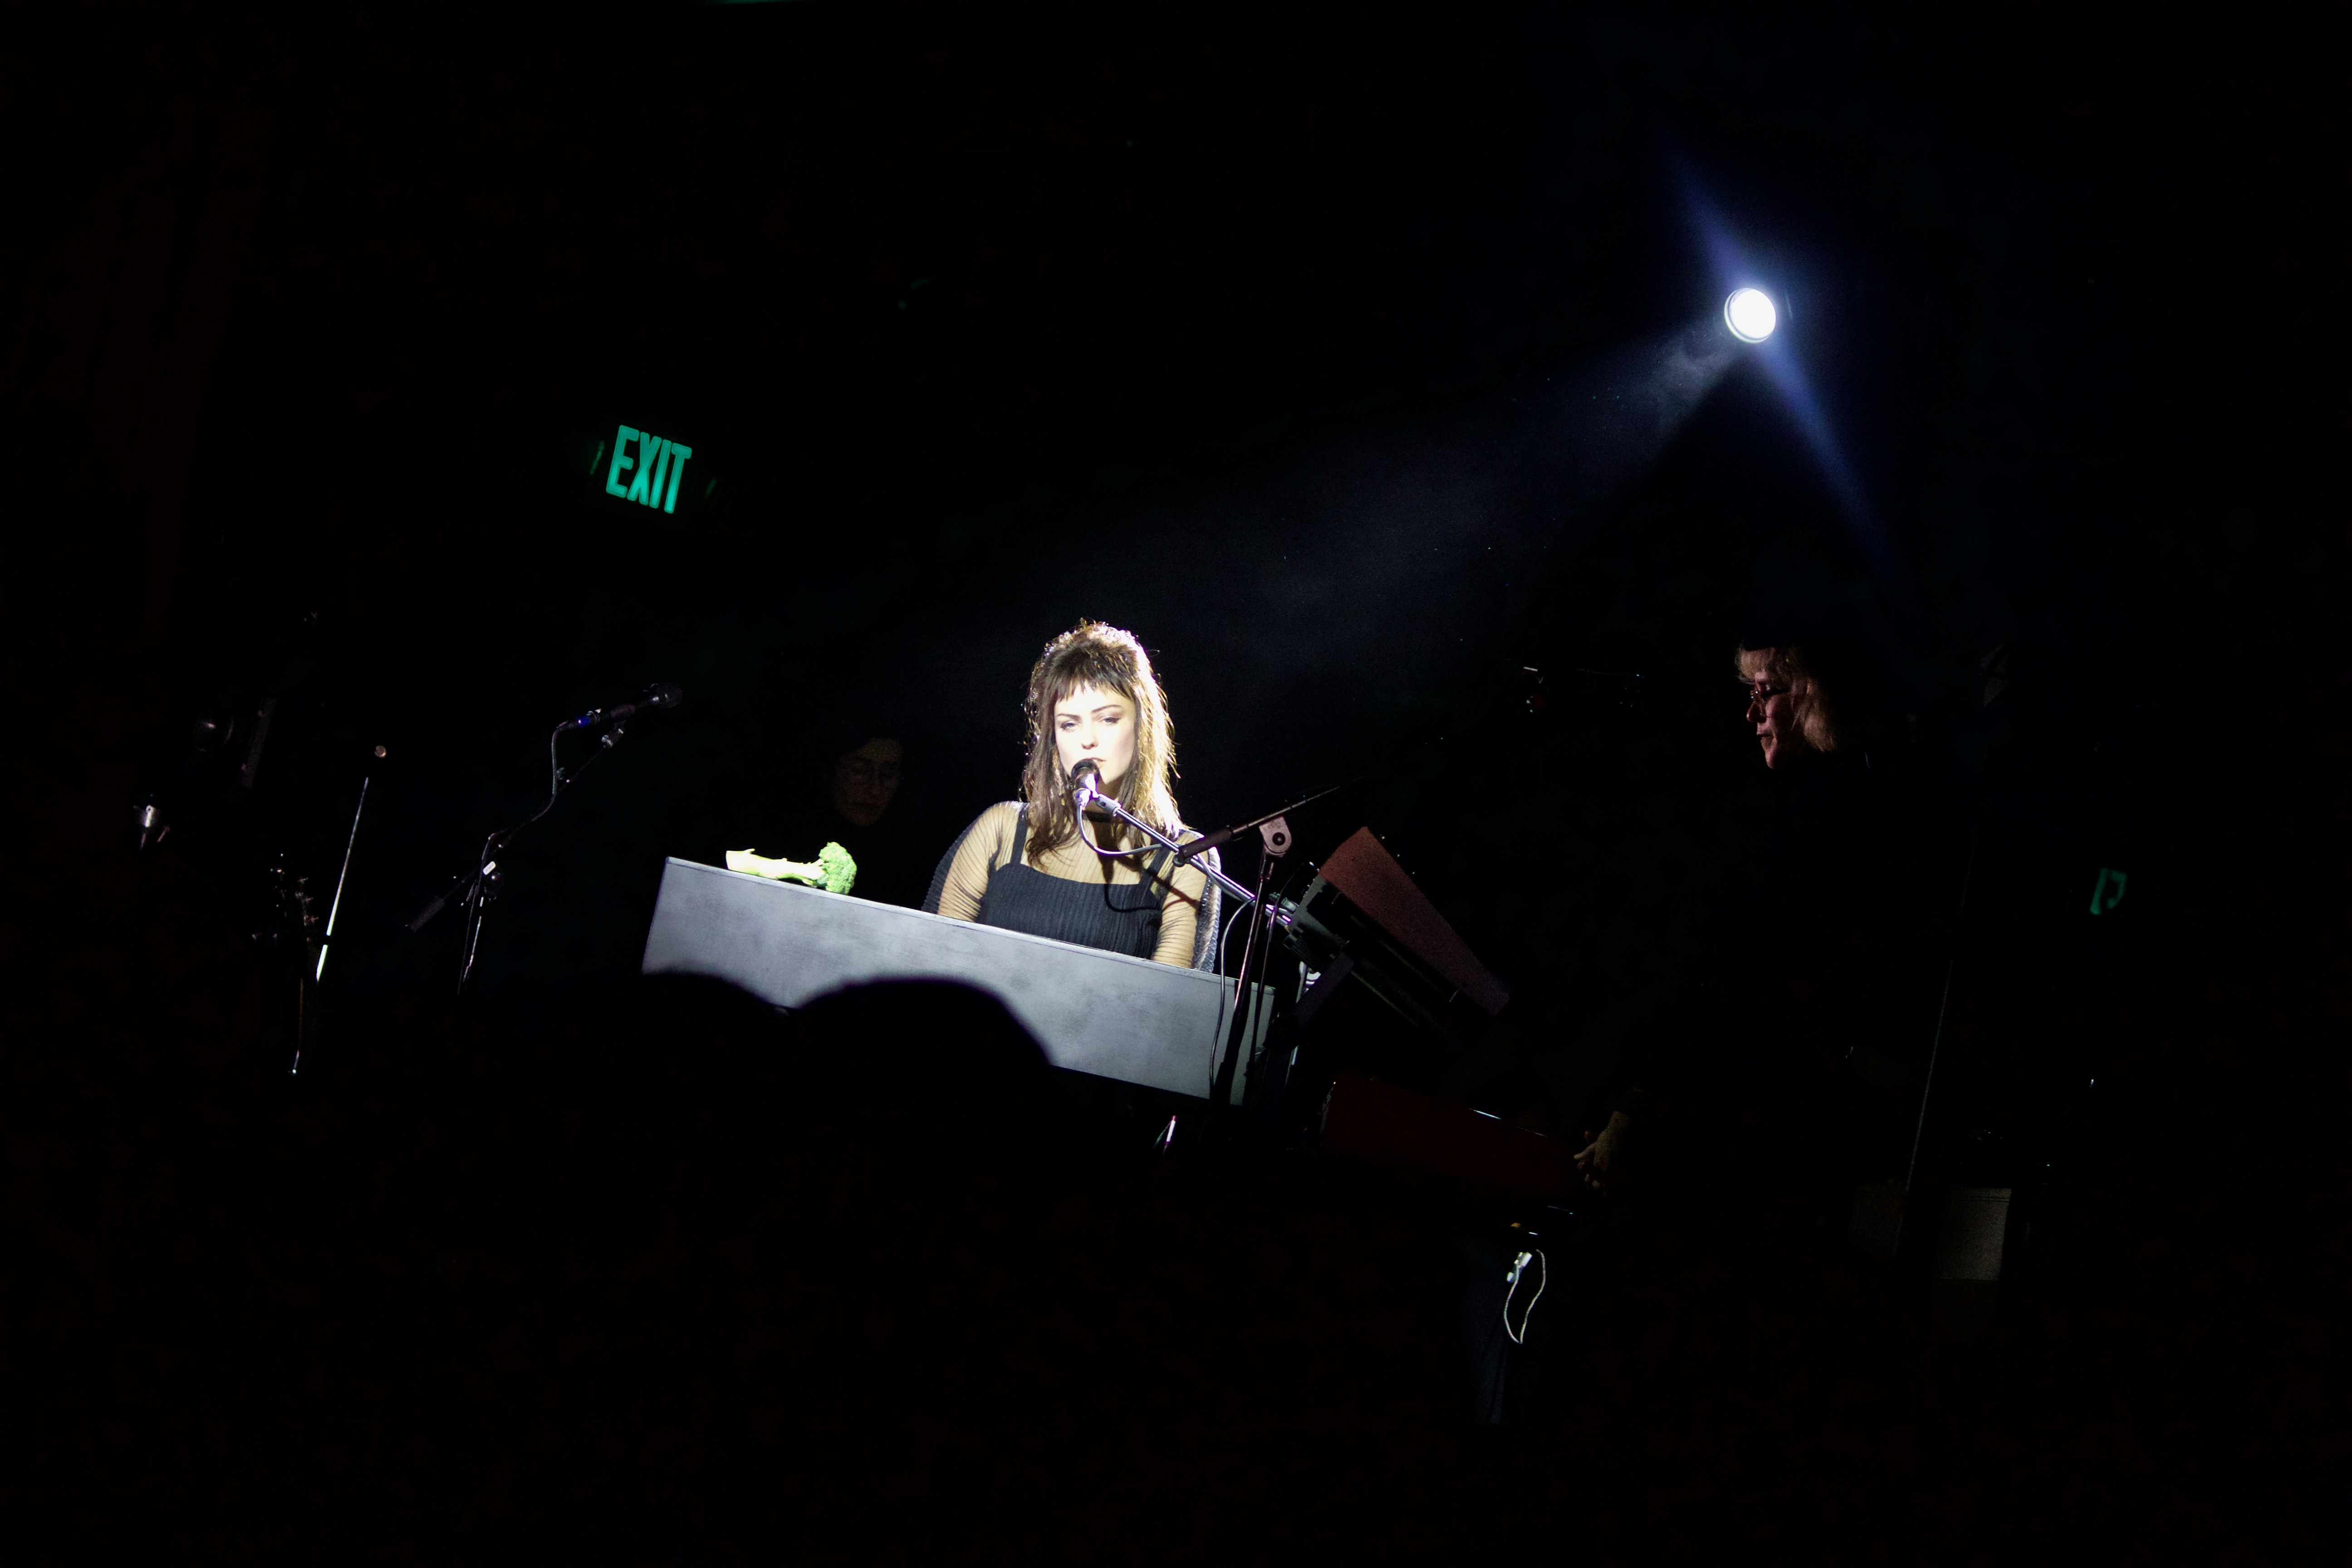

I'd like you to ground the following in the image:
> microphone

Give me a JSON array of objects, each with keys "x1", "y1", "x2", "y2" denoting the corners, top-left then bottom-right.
[
  {"x1": 566, "y1": 682, "x2": 684, "y2": 730},
  {"x1": 1068, "y1": 757, "x2": 1103, "y2": 803}
]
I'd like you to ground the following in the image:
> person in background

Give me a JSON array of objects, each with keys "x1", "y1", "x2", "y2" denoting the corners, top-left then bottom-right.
[
  {"x1": 1578, "y1": 620, "x2": 1954, "y2": 1249},
  {"x1": 743, "y1": 722, "x2": 925, "y2": 907},
  {"x1": 1573, "y1": 636, "x2": 1855, "y2": 1195},
  {"x1": 1735, "y1": 642, "x2": 1840, "y2": 772},
  {"x1": 829, "y1": 735, "x2": 904, "y2": 829}
]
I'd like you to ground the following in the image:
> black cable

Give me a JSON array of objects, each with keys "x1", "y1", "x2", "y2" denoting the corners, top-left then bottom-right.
[
  {"x1": 1216, "y1": 856, "x2": 1308, "y2": 978},
  {"x1": 448, "y1": 721, "x2": 632, "y2": 989},
  {"x1": 503, "y1": 720, "x2": 624, "y2": 843},
  {"x1": 410, "y1": 718, "x2": 635, "y2": 944},
  {"x1": 1073, "y1": 805, "x2": 1162, "y2": 860}
]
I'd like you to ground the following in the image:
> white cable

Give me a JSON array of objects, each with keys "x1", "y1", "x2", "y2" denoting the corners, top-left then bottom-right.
[
  {"x1": 1503, "y1": 1249, "x2": 1547, "y2": 1346},
  {"x1": 1219, "y1": 902, "x2": 1250, "y2": 974}
]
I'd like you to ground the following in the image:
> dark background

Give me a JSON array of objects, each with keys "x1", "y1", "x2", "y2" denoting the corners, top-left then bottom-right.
[{"x1": 4, "y1": 3, "x2": 2344, "y2": 1558}]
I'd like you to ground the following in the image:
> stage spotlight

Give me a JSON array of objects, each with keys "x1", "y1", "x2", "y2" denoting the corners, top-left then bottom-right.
[{"x1": 1724, "y1": 287, "x2": 1777, "y2": 343}]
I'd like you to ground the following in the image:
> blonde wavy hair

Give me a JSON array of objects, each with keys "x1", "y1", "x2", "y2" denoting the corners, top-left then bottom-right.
[
  {"x1": 1019, "y1": 622, "x2": 1182, "y2": 864},
  {"x1": 1736, "y1": 644, "x2": 1838, "y2": 754}
]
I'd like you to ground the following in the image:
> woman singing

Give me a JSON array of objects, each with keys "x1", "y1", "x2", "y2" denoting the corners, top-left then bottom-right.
[{"x1": 925, "y1": 622, "x2": 1219, "y2": 968}]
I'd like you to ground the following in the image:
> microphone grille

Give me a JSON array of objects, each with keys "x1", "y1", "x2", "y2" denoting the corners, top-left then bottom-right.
[{"x1": 645, "y1": 682, "x2": 685, "y2": 709}]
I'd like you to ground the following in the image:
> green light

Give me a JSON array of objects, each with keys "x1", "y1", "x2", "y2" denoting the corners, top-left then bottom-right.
[
  {"x1": 2088, "y1": 867, "x2": 2127, "y2": 915},
  {"x1": 604, "y1": 425, "x2": 695, "y2": 513},
  {"x1": 626, "y1": 436, "x2": 658, "y2": 505},
  {"x1": 604, "y1": 425, "x2": 639, "y2": 498}
]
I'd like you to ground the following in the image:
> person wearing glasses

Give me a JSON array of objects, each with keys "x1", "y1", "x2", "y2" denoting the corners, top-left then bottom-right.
[
  {"x1": 729, "y1": 720, "x2": 922, "y2": 906},
  {"x1": 828, "y1": 734, "x2": 905, "y2": 829},
  {"x1": 1736, "y1": 643, "x2": 1841, "y2": 770}
]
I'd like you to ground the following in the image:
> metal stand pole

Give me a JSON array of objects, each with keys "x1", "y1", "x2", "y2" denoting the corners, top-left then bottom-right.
[
  {"x1": 1211, "y1": 843, "x2": 1281, "y2": 1107},
  {"x1": 456, "y1": 831, "x2": 502, "y2": 993},
  {"x1": 410, "y1": 719, "x2": 632, "y2": 996},
  {"x1": 1075, "y1": 785, "x2": 1266, "y2": 914}
]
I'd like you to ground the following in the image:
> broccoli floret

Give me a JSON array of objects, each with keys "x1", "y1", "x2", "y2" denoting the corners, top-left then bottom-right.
[
  {"x1": 724, "y1": 842, "x2": 858, "y2": 895},
  {"x1": 813, "y1": 840, "x2": 857, "y2": 895}
]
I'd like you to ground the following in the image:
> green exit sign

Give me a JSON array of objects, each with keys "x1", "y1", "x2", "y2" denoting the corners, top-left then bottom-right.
[{"x1": 603, "y1": 424, "x2": 694, "y2": 513}]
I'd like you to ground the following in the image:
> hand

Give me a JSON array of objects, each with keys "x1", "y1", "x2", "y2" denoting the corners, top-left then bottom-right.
[{"x1": 1572, "y1": 1109, "x2": 1632, "y2": 1193}]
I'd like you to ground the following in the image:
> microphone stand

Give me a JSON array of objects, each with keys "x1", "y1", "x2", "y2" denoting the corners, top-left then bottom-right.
[
  {"x1": 1077, "y1": 779, "x2": 1348, "y2": 1112},
  {"x1": 1172, "y1": 773, "x2": 1362, "y2": 865},
  {"x1": 1079, "y1": 764, "x2": 1476, "y2": 1122},
  {"x1": 1072, "y1": 778, "x2": 1268, "y2": 921},
  {"x1": 411, "y1": 716, "x2": 634, "y2": 995},
  {"x1": 1210, "y1": 823, "x2": 1291, "y2": 1107}
]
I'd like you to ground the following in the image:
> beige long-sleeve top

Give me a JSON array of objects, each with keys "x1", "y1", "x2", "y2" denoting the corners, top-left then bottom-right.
[{"x1": 934, "y1": 801, "x2": 1208, "y2": 967}]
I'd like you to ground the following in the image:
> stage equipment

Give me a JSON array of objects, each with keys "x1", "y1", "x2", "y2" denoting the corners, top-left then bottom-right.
[
  {"x1": 1318, "y1": 1073, "x2": 1567, "y2": 1388},
  {"x1": 311, "y1": 777, "x2": 370, "y2": 988},
  {"x1": 1206, "y1": 810, "x2": 1293, "y2": 1104},
  {"x1": 409, "y1": 683, "x2": 685, "y2": 993},
  {"x1": 564, "y1": 681, "x2": 684, "y2": 730},
  {"x1": 640, "y1": 858, "x2": 1273, "y2": 1101},
  {"x1": 1065, "y1": 760, "x2": 1325, "y2": 1104},
  {"x1": 642, "y1": 760, "x2": 1503, "y2": 1121},
  {"x1": 239, "y1": 696, "x2": 278, "y2": 789},
  {"x1": 1932, "y1": 1186, "x2": 2011, "y2": 1282},
  {"x1": 1724, "y1": 287, "x2": 1777, "y2": 343},
  {"x1": 1069, "y1": 760, "x2": 1264, "y2": 912},
  {"x1": 1068, "y1": 760, "x2": 1506, "y2": 1106},
  {"x1": 1173, "y1": 773, "x2": 1363, "y2": 864},
  {"x1": 1308, "y1": 828, "x2": 1509, "y2": 1014},
  {"x1": 1320, "y1": 1073, "x2": 1576, "y2": 1203}
]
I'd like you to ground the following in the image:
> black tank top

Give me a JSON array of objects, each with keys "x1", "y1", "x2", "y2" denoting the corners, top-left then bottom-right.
[{"x1": 979, "y1": 805, "x2": 1176, "y2": 960}]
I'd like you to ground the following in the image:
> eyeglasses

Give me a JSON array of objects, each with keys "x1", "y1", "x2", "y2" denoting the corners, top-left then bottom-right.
[{"x1": 1742, "y1": 682, "x2": 1792, "y2": 710}]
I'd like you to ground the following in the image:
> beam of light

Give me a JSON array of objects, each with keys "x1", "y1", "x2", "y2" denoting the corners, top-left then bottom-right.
[
  {"x1": 1682, "y1": 174, "x2": 1892, "y2": 578},
  {"x1": 1724, "y1": 287, "x2": 1777, "y2": 343},
  {"x1": 1543, "y1": 319, "x2": 1742, "y2": 502},
  {"x1": 1755, "y1": 323, "x2": 1885, "y2": 572},
  {"x1": 902, "y1": 311, "x2": 1749, "y2": 830},
  {"x1": 1753, "y1": 326, "x2": 1879, "y2": 556}
]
